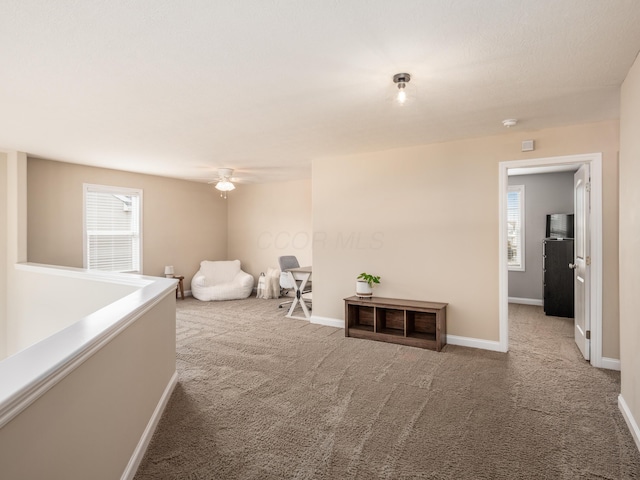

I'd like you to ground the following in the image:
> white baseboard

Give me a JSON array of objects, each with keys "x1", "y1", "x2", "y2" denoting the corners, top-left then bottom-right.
[
  {"x1": 508, "y1": 297, "x2": 543, "y2": 306},
  {"x1": 447, "y1": 334, "x2": 504, "y2": 352},
  {"x1": 311, "y1": 315, "x2": 344, "y2": 329},
  {"x1": 618, "y1": 394, "x2": 640, "y2": 454},
  {"x1": 121, "y1": 371, "x2": 178, "y2": 480},
  {"x1": 327, "y1": 315, "x2": 504, "y2": 352},
  {"x1": 600, "y1": 357, "x2": 621, "y2": 371}
]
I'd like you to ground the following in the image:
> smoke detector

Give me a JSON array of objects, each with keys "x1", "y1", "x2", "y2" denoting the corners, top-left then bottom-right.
[{"x1": 502, "y1": 119, "x2": 518, "y2": 128}]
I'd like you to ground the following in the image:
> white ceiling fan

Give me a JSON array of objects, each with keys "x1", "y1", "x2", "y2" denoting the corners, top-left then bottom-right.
[
  {"x1": 201, "y1": 165, "x2": 311, "y2": 194},
  {"x1": 208, "y1": 168, "x2": 236, "y2": 199}
]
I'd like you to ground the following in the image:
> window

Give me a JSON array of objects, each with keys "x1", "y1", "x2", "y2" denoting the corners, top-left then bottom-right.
[
  {"x1": 83, "y1": 184, "x2": 142, "y2": 273},
  {"x1": 507, "y1": 185, "x2": 525, "y2": 271}
]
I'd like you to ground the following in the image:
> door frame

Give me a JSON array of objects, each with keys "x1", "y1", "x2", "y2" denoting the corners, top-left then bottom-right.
[{"x1": 498, "y1": 153, "x2": 603, "y2": 367}]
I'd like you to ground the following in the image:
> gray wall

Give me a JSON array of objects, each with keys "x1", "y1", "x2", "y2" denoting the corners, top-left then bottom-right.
[{"x1": 508, "y1": 171, "x2": 574, "y2": 301}]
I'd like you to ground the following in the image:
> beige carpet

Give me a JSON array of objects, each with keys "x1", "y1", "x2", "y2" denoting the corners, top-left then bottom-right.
[{"x1": 134, "y1": 298, "x2": 640, "y2": 479}]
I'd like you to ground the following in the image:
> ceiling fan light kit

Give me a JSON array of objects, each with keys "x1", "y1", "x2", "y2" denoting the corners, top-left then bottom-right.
[
  {"x1": 215, "y1": 180, "x2": 235, "y2": 192},
  {"x1": 210, "y1": 168, "x2": 236, "y2": 199}
]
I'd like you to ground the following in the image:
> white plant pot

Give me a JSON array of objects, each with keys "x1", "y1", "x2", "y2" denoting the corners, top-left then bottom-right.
[{"x1": 356, "y1": 280, "x2": 373, "y2": 298}]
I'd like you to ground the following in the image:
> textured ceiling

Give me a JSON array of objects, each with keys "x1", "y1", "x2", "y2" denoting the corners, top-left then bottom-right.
[{"x1": 1, "y1": 1, "x2": 640, "y2": 184}]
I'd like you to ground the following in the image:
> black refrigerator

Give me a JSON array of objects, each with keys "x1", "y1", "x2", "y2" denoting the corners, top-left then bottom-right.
[{"x1": 543, "y1": 238, "x2": 574, "y2": 318}]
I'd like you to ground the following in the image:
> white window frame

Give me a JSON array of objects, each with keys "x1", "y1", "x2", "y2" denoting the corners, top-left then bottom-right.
[
  {"x1": 83, "y1": 183, "x2": 143, "y2": 274},
  {"x1": 507, "y1": 184, "x2": 525, "y2": 272}
]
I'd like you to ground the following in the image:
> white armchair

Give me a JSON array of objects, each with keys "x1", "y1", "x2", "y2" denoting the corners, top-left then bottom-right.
[{"x1": 191, "y1": 260, "x2": 254, "y2": 301}]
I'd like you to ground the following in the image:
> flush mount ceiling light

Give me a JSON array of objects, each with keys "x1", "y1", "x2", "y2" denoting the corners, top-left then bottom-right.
[
  {"x1": 502, "y1": 118, "x2": 518, "y2": 128},
  {"x1": 209, "y1": 168, "x2": 236, "y2": 199},
  {"x1": 393, "y1": 73, "x2": 411, "y2": 105}
]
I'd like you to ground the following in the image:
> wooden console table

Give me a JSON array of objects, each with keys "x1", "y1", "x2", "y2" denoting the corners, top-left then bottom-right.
[{"x1": 344, "y1": 296, "x2": 448, "y2": 351}]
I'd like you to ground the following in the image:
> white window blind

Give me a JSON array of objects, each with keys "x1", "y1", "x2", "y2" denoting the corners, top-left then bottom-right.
[
  {"x1": 507, "y1": 185, "x2": 525, "y2": 271},
  {"x1": 84, "y1": 184, "x2": 142, "y2": 273}
]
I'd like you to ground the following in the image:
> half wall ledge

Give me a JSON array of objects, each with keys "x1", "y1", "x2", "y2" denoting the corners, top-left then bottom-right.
[{"x1": 0, "y1": 264, "x2": 177, "y2": 480}]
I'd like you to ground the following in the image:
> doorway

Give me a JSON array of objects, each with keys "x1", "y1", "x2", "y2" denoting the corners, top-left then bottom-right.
[{"x1": 498, "y1": 153, "x2": 604, "y2": 368}]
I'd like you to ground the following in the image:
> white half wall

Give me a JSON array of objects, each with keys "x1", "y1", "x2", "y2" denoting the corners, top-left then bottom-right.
[
  {"x1": 0, "y1": 269, "x2": 177, "y2": 480},
  {"x1": 3, "y1": 151, "x2": 27, "y2": 362},
  {"x1": 0, "y1": 152, "x2": 7, "y2": 359},
  {"x1": 6, "y1": 264, "x2": 139, "y2": 357}
]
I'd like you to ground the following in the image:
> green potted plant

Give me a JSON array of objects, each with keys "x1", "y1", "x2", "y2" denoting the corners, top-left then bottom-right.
[{"x1": 356, "y1": 272, "x2": 380, "y2": 298}]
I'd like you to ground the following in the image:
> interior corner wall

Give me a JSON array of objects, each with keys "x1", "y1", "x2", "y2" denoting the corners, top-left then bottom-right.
[
  {"x1": 227, "y1": 179, "x2": 312, "y2": 282},
  {"x1": 313, "y1": 121, "x2": 620, "y2": 351},
  {"x1": 620, "y1": 53, "x2": 640, "y2": 444},
  {"x1": 508, "y1": 172, "x2": 574, "y2": 301},
  {"x1": 27, "y1": 158, "x2": 227, "y2": 291},
  {"x1": 3, "y1": 151, "x2": 28, "y2": 362},
  {"x1": 0, "y1": 152, "x2": 7, "y2": 359}
]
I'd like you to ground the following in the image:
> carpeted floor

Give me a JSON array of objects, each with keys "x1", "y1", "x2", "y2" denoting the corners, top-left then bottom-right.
[{"x1": 134, "y1": 298, "x2": 640, "y2": 479}]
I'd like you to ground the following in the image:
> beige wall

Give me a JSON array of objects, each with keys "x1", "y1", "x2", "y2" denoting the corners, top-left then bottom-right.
[
  {"x1": 27, "y1": 158, "x2": 227, "y2": 291},
  {"x1": 227, "y1": 179, "x2": 312, "y2": 282},
  {"x1": 313, "y1": 121, "x2": 620, "y2": 356},
  {"x1": 0, "y1": 152, "x2": 7, "y2": 359},
  {"x1": 0, "y1": 291, "x2": 176, "y2": 480},
  {"x1": 620, "y1": 54, "x2": 640, "y2": 442}
]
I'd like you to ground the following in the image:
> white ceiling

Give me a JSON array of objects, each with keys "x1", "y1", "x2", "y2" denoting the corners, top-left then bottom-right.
[{"x1": 1, "y1": 1, "x2": 639, "y2": 184}]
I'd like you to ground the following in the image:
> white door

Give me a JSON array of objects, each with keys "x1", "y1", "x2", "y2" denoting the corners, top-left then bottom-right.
[{"x1": 573, "y1": 164, "x2": 590, "y2": 360}]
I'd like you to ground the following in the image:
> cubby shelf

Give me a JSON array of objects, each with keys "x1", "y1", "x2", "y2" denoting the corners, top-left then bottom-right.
[{"x1": 344, "y1": 296, "x2": 448, "y2": 352}]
